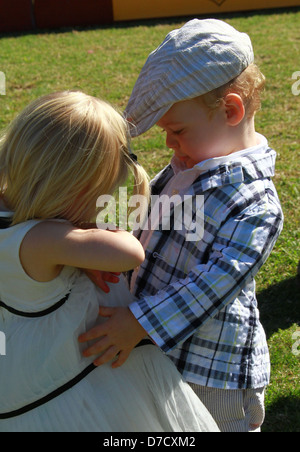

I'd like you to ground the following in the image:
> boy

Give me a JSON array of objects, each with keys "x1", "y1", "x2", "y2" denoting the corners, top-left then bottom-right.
[{"x1": 79, "y1": 19, "x2": 284, "y2": 432}]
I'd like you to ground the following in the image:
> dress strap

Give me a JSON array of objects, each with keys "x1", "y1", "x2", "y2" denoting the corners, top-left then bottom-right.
[
  {"x1": 0, "y1": 217, "x2": 12, "y2": 229},
  {"x1": 135, "y1": 338, "x2": 154, "y2": 347},
  {"x1": 0, "y1": 363, "x2": 97, "y2": 419},
  {"x1": 0, "y1": 339, "x2": 155, "y2": 419},
  {"x1": 0, "y1": 293, "x2": 70, "y2": 318}
]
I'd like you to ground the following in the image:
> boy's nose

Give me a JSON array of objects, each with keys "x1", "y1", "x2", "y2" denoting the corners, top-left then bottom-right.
[{"x1": 166, "y1": 133, "x2": 178, "y2": 150}]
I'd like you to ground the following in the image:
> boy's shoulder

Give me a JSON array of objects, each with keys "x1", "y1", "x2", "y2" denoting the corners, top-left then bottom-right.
[
  {"x1": 189, "y1": 147, "x2": 281, "y2": 221},
  {"x1": 188, "y1": 147, "x2": 276, "y2": 194},
  {"x1": 151, "y1": 147, "x2": 281, "y2": 221},
  {"x1": 152, "y1": 144, "x2": 277, "y2": 195}
]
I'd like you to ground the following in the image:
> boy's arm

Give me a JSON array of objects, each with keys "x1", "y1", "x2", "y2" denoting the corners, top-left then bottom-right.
[
  {"x1": 79, "y1": 199, "x2": 283, "y2": 365},
  {"x1": 130, "y1": 201, "x2": 283, "y2": 353}
]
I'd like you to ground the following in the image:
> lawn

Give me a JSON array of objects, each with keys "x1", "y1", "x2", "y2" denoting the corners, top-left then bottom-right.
[{"x1": 0, "y1": 7, "x2": 299, "y2": 432}]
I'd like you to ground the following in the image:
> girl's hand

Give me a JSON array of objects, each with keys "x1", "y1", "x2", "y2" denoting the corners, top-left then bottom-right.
[{"x1": 84, "y1": 269, "x2": 120, "y2": 293}]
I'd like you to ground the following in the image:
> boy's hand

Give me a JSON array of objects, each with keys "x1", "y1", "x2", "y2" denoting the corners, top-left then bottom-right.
[
  {"x1": 84, "y1": 269, "x2": 120, "y2": 293},
  {"x1": 78, "y1": 307, "x2": 147, "y2": 368}
]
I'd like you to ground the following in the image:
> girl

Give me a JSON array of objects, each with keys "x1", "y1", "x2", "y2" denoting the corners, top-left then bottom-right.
[{"x1": 0, "y1": 91, "x2": 218, "y2": 432}]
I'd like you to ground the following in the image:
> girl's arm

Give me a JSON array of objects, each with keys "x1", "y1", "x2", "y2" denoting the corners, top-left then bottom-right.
[
  {"x1": 79, "y1": 195, "x2": 283, "y2": 367},
  {"x1": 20, "y1": 220, "x2": 145, "y2": 282}
]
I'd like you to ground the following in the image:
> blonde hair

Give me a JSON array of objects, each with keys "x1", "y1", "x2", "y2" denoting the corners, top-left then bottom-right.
[
  {"x1": 0, "y1": 91, "x2": 149, "y2": 226},
  {"x1": 201, "y1": 63, "x2": 266, "y2": 118}
]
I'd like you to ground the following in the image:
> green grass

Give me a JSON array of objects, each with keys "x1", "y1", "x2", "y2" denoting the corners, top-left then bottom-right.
[{"x1": 1, "y1": 7, "x2": 299, "y2": 432}]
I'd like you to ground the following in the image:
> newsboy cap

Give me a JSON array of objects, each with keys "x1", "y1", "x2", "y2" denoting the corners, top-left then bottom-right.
[{"x1": 125, "y1": 19, "x2": 254, "y2": 137}]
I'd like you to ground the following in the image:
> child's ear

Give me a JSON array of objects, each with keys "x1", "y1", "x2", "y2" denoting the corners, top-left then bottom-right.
[{"x1": 224, "y1": 93, "x2": 245, "y2": 126}]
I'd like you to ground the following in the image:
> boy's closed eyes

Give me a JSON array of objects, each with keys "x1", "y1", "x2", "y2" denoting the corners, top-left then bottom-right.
[{"x1": 156, "y1": 94, "x2": 257, "y2": 168}]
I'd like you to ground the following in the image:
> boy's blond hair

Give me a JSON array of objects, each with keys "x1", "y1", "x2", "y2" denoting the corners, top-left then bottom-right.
[
  {"x1": 0, "y1": 91, "x2": 149, "y2": 226},
  {"x1": 201, "y1": 63, "x2": 265, "y2": 118}
]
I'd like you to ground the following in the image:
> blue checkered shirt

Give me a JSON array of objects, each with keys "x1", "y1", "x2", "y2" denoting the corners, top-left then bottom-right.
[{"x1": 129, "y1": 142, "x2": 283, "y2": 390}]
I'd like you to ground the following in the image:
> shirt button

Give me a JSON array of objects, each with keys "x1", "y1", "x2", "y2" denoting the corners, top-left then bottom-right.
[{"x1": 153, "y1": 252, "x2": 164, "y2": 260}]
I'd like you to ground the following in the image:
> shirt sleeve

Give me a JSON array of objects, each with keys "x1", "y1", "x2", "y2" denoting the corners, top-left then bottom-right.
[{"x1": 129, "y1": 195, "x2": 284, "y2": 353}]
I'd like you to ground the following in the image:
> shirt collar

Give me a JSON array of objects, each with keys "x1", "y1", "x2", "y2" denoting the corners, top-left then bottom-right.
[
  {"x1": 161, "y1": 133, "x2": 277, "y2": 194},
  {"x1": 171, "y1": 133, "x2": 268, "y2": 174}
]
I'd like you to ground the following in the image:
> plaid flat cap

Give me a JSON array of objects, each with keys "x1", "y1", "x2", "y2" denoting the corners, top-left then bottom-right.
[{"x1": 125, "y1": 19, "x2": 254, "y2": 137}]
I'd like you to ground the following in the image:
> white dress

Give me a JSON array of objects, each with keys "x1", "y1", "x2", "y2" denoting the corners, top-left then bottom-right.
[{"x1": 0, "y1": 216, "x2": 219, "y2": 432}]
